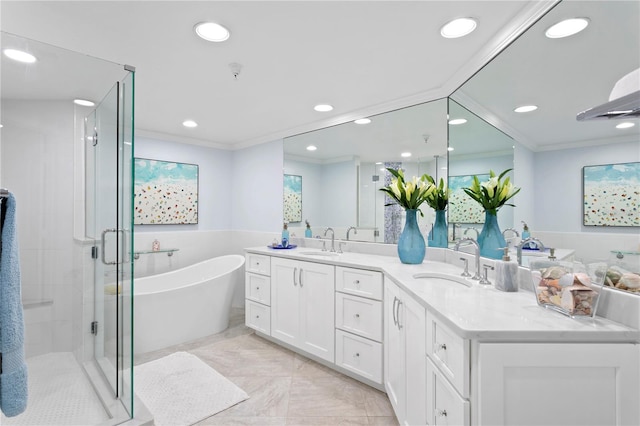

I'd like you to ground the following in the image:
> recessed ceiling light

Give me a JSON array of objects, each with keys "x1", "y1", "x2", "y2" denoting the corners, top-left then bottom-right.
[
  {"x1": 401, "y1": 152, "x2": 412, "y2": 158},
  {"x1": 440, "y1": 18, "x2": 477, "y2": 38},
  {"x1": 616, "y1": 122, "x2": 635, "y2": 129},
  {"x1": 448, "y1": 118, "x2": 467, "y2": 125},
  {"x1": 73, "y1": 99, "x2": 95, "y2": 107},
  {"x1": 314, "y1": 104, "x2": 333, "y2": 112},
  {"x1": 375, "y1": 162, "x2": 383, "y2": 165},
  {"x1": 354, "y1": 118, "x2": 371, "y2": 125},
  {"x1": 306, "y1": 145, "x2": 317, "y2": 151},
  {"x1": 3, "y1": 48, "x2": 37, "y2": 63},
  {"x1": 194, "y1": 22, "x2": 230, "y2": 42},
  {"x1": 447, "y1": 147, "x2": 454, "y2": 151},
  {"x1": 514, "y1": 105, "x2": 538, "y2": 113},
  {"x1": 182, "y1": 120, "x2": 198, "y2": 128},
  {"x1": 545, "y1": 18, "x2": 589, "y2": 39}
]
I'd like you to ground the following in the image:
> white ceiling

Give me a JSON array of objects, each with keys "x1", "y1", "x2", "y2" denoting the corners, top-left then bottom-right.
[{"x1": 0, "y1": 0, "x2": 556, "y2": 150}]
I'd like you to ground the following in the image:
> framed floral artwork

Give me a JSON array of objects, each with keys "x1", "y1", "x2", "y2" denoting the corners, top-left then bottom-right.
[
  {"x1": 284, "y1": 174, "x2": 302, "y2": 223},
  {"x1": 134, "y1": 158, "x2": 199, "y2": 224},
  {"x1": 583, "y1": 161, "x2": 639, "y2": 227}
]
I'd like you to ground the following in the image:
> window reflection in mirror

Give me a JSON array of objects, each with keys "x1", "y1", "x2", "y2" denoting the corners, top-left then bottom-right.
[{"x1": 283, "y1": 98, "x2": 448, "y2": 244}]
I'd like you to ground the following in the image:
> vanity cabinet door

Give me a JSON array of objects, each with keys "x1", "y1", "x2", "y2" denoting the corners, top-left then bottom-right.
[
  {"x1": 384, "y1": 278, "x2": 426, "y2": 426},
  {"x1": 270, "y1": 257, "x2": 301, "y2": 347},
  {"x1": 270, "y1": 257, "x2": 335, "y2": 363},
  {"x1": 476, "y1": 343, "x2": 640, "y2": 426}
]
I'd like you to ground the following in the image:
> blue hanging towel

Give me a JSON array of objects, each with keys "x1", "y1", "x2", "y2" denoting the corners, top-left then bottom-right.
[{"x1": 0, "y1": 193, "x2": 28, "y2": 417}]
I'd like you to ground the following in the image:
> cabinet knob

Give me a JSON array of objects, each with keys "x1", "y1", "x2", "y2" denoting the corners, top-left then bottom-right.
[
  {"x1": 256, "y1": 315, "x2": 260, "y2": 319},
  {"x1": 256, "y1": 286, "x2": 260, "y2": 290},
  {"x1": 355, "y1": 313, "x2": 360, "y2": 318},
  {"x1": 438, "y1": 343, "x2": 447, "y2": 351},
  {"x1": 354, "y1": 353, "x2": 360, "y2": 357},
  {"x1": 437, "y1": 409, "x2": 448, "y2": 417},
  {"x1": 354, "y1": 279, "x2": 360, "y2": 286}
]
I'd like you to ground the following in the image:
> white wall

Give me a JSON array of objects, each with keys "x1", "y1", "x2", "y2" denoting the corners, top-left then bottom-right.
[
  {"x1": 533, "y1": 141, "x2": 639, "y2": 234},
  {"x1": 231, "y1": 139, "x2": 284, "y2": 232},
  {"x1": 134, "y1": 136, "x2": 233, "y2": 232}
]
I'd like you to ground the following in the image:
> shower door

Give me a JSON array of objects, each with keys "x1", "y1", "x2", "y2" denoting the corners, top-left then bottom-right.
[{"x1": 86, "y1": 70, "x2": 134, "y2": 419}]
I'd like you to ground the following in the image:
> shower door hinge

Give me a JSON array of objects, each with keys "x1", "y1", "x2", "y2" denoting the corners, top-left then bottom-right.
[
  {"x1": 91, "y1": 321, "x2": 98, "y2": 336},
  {"x1": 91, "y1": 246, "x2": 98, "y2": 259}
]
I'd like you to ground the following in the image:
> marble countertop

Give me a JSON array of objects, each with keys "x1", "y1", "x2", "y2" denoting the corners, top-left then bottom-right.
[{"x1": 246, "y1": 245, "x2": 639, "y2": 343}]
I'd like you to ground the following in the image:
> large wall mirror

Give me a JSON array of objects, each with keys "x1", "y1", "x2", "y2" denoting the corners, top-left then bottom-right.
[
  {"x1": 283, "y1": 98, "x2": 448, "y2": 243},
  {"x1": 450, "y1": 0, "x2": 639, "y2": 242}
]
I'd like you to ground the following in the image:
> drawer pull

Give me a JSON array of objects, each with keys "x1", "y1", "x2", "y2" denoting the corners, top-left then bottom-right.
[
  {"x1": 256, "y1": 262, "x2": 260, "y2": 265},
  {"x1": 354, "y1": 279, "x2": 360, "y2": 286},
  {"x1": 354, "y1": 353, "x2": 360, "y2": 357},
  {"x1": 438, "y1": 343, "x2": 447, "y2": 351},
  {"x1": 256, "y1": 286, "x2": 260, "y2": 290},
  {"x1": 354, "y1": 313, "x2": 360, "y2": 318},
  {"x1": 437, "y1": 409, "x2": 448, "y2": 417},
  {"x1": 256, "y1": 315, "x2": 260, "y2": 319}
]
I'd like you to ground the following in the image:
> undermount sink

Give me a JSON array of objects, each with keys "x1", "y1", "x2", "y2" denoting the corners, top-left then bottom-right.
[
  {"x1": 300, "y1": 251, "x2": 340, "y2": 257},
  {"x1": 412, "y1": 272, "x2": 472, "y2": 288}
]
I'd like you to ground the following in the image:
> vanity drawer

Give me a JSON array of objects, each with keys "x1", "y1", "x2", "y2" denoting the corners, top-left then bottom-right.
[
  {"x1": 426, "y1": 358, "x2": 470, "y2": 426},
  {"x1": 335, "y1": 329, "x2": 382, "y2": 384},
  {"x1": 336, "y1": 266, "x2": 383, "y2": 300},
  {"x1": 245, "y1": 300, "x2": 270, "y2": 334},
  {"x1": 245, "y1": 272, "x2": 271, "y2": 305},
  {"x1": 426, "y1": 311, "x2": 470, "y2": 398},
  {"x1": 335, "y1": 292, "x2": 382, "y2": 342},
  {"x1": 245, "y1": 253, "x2": 270, "y2": 275}
]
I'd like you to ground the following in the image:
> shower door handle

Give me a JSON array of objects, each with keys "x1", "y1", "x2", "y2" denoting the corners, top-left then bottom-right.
[{"x1": 101, "y1": 228, "x2": 127, "y2": 265}]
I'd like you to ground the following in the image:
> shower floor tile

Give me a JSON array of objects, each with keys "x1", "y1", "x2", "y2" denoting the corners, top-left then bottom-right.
[{"x1": 0, "y1": 352, "x2": 109, "y2": 426}]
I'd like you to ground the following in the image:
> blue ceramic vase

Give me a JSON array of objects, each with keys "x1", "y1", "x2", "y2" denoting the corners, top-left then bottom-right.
[
  {"x1": 428, "y1": 209, "x2": 448, "y2": 248},
  {"x1": 397, "y1": 209, "x2": 426, "y2": 264},
  {"x1": 478, "y1": 210, "x2": 507, "y2": 259}
]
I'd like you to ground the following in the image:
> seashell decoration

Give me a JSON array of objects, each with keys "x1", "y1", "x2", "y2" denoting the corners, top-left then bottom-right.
[
  {"x1": 531, "y1": 263, "x2": 601, "y2": 317},
  {"x1": 604, "y1": 265, "x2": 640, "y2": 293}
]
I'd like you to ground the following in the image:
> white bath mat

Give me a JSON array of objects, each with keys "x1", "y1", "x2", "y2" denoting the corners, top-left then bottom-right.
[{"x1": 135, "y1": 351, "x2": 248, "y2": 426}]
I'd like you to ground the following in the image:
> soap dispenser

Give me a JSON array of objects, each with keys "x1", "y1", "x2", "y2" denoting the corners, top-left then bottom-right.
[
  {"x1": 521, "y1": 221, "x2": 530, "y2": 239},
  {"x1": 305, "y1": 219, "x2": 312, "y2": 238},
  {"x1": 281, "y1": 222, "x2": 290, "y2": 248},
  {"x1": 495, "y1": 247, "x2": 519, "y2": 292}
]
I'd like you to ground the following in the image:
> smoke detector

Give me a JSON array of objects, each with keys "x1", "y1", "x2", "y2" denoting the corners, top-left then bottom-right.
[{"x1": 229, "y1": 62, "x2": 242, "y2": 80}]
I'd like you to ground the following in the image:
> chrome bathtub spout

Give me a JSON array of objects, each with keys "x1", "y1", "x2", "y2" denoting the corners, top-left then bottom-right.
[{"x1": 455, "y1": 237, "x2": 481, "y2": 280}]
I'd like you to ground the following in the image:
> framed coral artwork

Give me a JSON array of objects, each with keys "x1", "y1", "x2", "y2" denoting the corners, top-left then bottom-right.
[
  {"x1": 583, "y1": 161, "x2": 639, "y2": 227},
  {"x1": 448, "y1": 174, "x2": 490, "y2": 224},
  {"x1": 284, "y1": 174, "x2": 302, "y2": 223},
  {"x1": 134, "y1": 158, "x2": 199, "y2": 225}
]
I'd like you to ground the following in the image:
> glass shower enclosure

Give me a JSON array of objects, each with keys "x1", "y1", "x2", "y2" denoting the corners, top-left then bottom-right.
[{"x1": 1, "y1": 32, "x2": 135, "y2": 425}]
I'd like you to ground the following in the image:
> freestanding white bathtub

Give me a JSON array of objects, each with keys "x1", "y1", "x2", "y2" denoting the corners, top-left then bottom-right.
[{"x1": 134, "y1": 254, "x2": 245, "y2": 354}]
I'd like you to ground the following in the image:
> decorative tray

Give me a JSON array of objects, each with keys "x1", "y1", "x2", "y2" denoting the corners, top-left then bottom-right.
[{"x1": 268, "y1": 244, "x2": 297, "y2": 250}]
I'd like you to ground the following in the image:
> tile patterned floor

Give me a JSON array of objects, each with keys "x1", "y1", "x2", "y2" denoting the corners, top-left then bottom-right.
[{"x1": 134, "y1": 309, "x2": 399, "y2": 426}]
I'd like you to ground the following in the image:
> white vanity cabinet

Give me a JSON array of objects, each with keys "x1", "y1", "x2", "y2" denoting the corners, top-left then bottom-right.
[
  {"x1": 476, "y1": 342, "x2": 639, "y2": 426},
  {"x1": 384, "y1": 278, "x2": 427, "y2": 426},
  {"x1": 270, "y1": 256, "x2": 335, "y2": 363},
  {"x1": 335, "y1": 266, "x2": 384, "y2": 384},
  {"x1": 245, "y1": 253, "x2": 271, "y2": 334}
]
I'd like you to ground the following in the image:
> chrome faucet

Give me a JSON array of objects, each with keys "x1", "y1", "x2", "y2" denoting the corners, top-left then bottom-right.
[
  {"x1": 502, "y1": 228, "x2": 520, "y2": 248},
  {"x1": 323, "y1": 227, "x2": 335, "y2": 252},
  {"x1": 516, "y1": 237, "x2": 546, "y2": 266},
  {"x1": 346, "y1": 226, "x2": 358, "y2": 241},
  {"x1": 463, "y1": 227, "x2": 479, "y2": 240},
  {"x1": 454, "y1": 237, "x2": 481, "y2": 280}
]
